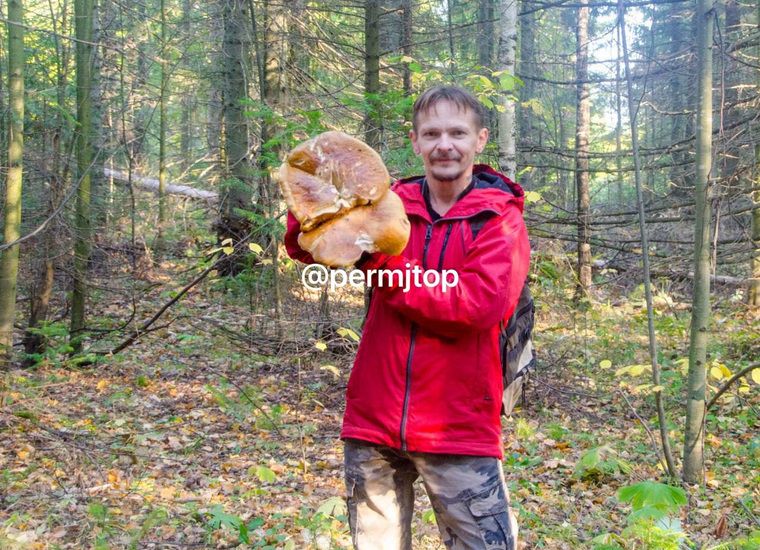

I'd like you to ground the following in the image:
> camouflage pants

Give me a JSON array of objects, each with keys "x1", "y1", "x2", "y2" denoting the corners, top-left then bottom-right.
[{"x1": 344, "y1": 439, "x2": 518, "y2": 550}]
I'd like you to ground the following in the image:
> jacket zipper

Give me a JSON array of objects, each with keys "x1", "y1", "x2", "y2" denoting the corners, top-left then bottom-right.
[
  {"x1": 400, "y1": 223, "x2": 434, "y2": 451},
  {"x1": 437, "y1": 225, "x2": 454, "y2": 272}
]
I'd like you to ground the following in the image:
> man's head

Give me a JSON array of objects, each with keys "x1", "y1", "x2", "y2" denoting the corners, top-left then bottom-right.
[
  {"x1": 410, "y1": 86, "x2": 489, "y2": 188},
  {"x1": 412, "y1": 86, "x2": 487, "y2": 133}
]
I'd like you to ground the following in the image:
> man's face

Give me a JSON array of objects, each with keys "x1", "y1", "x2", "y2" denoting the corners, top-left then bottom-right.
[{"x1": 410, "y1": 100, "x2": 488, "y2": 185}]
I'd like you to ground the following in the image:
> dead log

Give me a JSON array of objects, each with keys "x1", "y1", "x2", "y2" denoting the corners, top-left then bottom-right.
[
  {"x1": 592, "y1": 260, "x2": 752, "y2": 286},
  {"x1": 104, "y1": 167, "x2": 218, "y2": 200}
]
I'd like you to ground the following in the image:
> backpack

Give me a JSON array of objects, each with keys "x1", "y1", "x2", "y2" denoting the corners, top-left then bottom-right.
[{"x1": 469, "y1": 217, "x2": 535, "y2": 417}]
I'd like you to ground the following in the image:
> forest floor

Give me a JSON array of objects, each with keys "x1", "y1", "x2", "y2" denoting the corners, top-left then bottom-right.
[{"x1": 1, "y1": 248, "x2": 759, "y2": 549}]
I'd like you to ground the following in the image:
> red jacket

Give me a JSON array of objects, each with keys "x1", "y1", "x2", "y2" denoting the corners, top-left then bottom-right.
[{"x1": 284, "y1": 164, "x2": 530, "y2": 458}]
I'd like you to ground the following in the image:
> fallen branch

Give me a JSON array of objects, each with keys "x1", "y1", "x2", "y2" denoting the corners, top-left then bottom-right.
[
  {"x1": 104, "y1": 167, "x2": 218, "y2": 200},
  {"x1": 102, "y1": 238, "x2": 255, "y2": 355},
  {"x1": 594, "y1": 261, "x2": 754, "y2": 287}
]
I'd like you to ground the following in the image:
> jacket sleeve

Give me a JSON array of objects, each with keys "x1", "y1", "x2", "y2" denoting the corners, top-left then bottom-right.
[
  {"x1": 283, "y1": 211, "x2": 316, "y2": 264},
  {"x1": 376, "y1": 204, "x2": 530, "y2": 339}
]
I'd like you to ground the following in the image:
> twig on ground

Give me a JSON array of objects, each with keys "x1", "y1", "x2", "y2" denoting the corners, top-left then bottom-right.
[
  {"x1": 737, "y1": 497, "x2": 760, "y2": 528},
  {"x1": 618, "y1": 390, "x2": 670, "y2": 477}
]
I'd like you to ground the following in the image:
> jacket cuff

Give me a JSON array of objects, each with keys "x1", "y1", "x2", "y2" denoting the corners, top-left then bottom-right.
[{"x1": 355, "y1": 252, "x2": 394, "y2": 273}]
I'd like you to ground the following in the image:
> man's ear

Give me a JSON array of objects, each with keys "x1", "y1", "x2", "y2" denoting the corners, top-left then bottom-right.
[
  {"x1": 475, "y1": 128, "x2": 489, "y2": 154},
  {"x1": 410, "y1": 130, "x2": 421, "y2": 155}
]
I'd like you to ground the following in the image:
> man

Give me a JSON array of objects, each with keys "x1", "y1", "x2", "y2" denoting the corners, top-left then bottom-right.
[{"x1": 285, "y1": 85, "x2": 530, "y2": 550}]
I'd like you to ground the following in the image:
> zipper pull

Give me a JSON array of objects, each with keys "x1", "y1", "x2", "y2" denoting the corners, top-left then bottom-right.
[
  {"x1": 422, "y1": 224, "x2": 434, "y2": 269},
  {"x1": 424, "y1": 224, "x2": 433, "y2": 243}
]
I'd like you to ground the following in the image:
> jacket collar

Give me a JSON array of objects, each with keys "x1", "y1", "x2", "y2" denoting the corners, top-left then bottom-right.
[{"x1": 393, "y1": 164, "x2": 525, "y2": 223}]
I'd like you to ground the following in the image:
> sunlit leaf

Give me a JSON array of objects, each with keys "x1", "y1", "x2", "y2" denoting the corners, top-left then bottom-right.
[
  {"x1": 524, "y1": 191, "x2": 542, "y2": 203},
  {"x1": 314, "y1": 341, "x2": 327, "y2": 351},
  {"x1": 320, "y1": 365, "x2": 340, "y2": 378},
  {"x1": 752, "y1": 368, "x2": 760, "y2": 385},
  {"x1": 599, "y1": 359, "x2": 612, "y2": 369},
  {"x1": 316, "y1": 496, "x2": 347, "y2": 518},
  {"x1": 248, "y1": 243, "x2": 263, "y2": 254},
  {"x1": 250, "y1": 465, "x2": 276, "y2": 483},
  {"x1": 337, "y1": 327, "x2": 360, "y2": 342},
  {"x1": 710, "y1": 366, "x2": 724, "y2": 380}
]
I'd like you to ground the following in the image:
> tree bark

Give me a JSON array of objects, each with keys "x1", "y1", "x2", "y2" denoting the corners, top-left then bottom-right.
[
  {"x1": 683, "y1": 0, "x2": 714, "y2": 485},
  {"x1": 615, "y1": 24, "x2": 624, "y2": 205},
  {"x1": 497, "y1": 0, "x2": 517, "y2": 181},
  {"x1": 179, "y1": 0, "x2": 194, "y2": 171},
  {"x1": 70, "y1": 0, "x2": 96, "y2": 353},
  {"x1": 518, "y1": 2, "x2": 536, "y2": 188},
  {"x1": 402, "y1": 0, "x2": 413, "y2": 96},
  {"x1": 158, "y1": 0, "x2": 168, "y2": 250},
  {"x1": 364, "y1": 0, "x2": 382, "y2": 149},
  {"x1": 575, "y1": 0, "x2": 592, "y2": 295},
  {"x1": 0, "y1": 0, "x2": 25, "y2": 368},
  {"x1": 263, "y1": 0, "x2": 284, "y2": 338},
  {"x1": 218, "y1": 0, "x2": 252, "y2": 275},
  {"x1": 751, "y1": 142, "x2": 760, "y2": 306}
]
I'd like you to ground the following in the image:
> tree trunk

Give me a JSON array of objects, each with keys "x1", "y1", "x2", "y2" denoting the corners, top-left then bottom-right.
[
  {"x1": 263, "y1": 0, "x2": 284, "y2": 338},
  {"x1": 496, "y1": 0, "x2": 517, "y2": 181},
  {"x1": 179, "y1": 0, "x2": 194, "y2": 171},
  {"x1": 217, "y1": 0, "x2": 252, "y2": 275},
  {"x1": 364, "y1": 0, "x2": 381, "y2": 149},
  {"x1": 158, "y1": 0, "x2": 168, "y2": 250},
  {"x1": 683, "y1": 0, "x2": 714, "y2": 485},
  {"x1": 751, "y1": 141, "x2": 760, "y2": 306},
  {"x1": 70, "y1": 0, "x2": 95, "y2": 353},
  {"x1": 0, "y1": 0, "x2": 25, "y2": 368},
  {"x1": 615, "y1": 24, "x2": 624, "y2": 205},
  {"x1": 446, "y1": 0, "x2": 455, "y2": 59},
  {"x1": 575, "y1": 0, "x2": 592, "y2": 295},
  {"x1": 518, "y1": 3, "x2": 536, "y2": 188},
  {"x1": 402, "y1": 0, "x2": 413, "y2": 96}
]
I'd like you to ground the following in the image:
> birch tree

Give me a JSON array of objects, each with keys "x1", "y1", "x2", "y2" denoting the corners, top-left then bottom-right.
[
  {"x1": 496, "y1": 0, "x2": 517, "y2": 181},
  {"x1": 575, "y1": 0, "x2": 592, "y2": 294}
]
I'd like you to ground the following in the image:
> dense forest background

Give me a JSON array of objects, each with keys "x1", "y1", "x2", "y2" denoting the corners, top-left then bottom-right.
[{"x1": 1, "y1": 0, "x2": 759, "y2": 548}]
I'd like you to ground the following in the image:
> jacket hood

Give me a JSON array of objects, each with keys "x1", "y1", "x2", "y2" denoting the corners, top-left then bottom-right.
[{"x1": 392, "y1": 164, "x2": 525, "y2": 222}]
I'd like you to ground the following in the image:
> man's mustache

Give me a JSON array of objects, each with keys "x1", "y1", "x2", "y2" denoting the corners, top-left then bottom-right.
[{"x1": 432, "y1": 155, "x2": 461, "y2": 161}]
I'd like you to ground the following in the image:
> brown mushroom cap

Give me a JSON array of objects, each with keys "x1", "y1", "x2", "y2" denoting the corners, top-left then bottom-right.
[
  {"x1": 278, "y1": 131, "x2": 390, "y2": 231},
  {"x1": 297, "y1": 190, "x2": 411, "y2": 267}
]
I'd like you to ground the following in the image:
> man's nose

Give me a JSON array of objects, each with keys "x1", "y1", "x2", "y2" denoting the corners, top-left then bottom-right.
[{"x1": 436, "y1": 134, "x2": 453, "y2": 151}]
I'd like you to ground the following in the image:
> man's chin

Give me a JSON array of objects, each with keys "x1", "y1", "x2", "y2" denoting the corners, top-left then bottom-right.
[{"x1": 430, "y1": 169, "x2": 465, "y2": 183}]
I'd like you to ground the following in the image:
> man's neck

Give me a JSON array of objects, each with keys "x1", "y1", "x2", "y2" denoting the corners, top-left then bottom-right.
[{"x1": 427, "y1": 173, "x2": 473, "y2": 217}]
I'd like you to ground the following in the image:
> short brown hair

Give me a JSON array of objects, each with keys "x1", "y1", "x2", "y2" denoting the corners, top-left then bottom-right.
[{"x1": 412, "y1": 86, "x2": 486, "y2": 131}]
